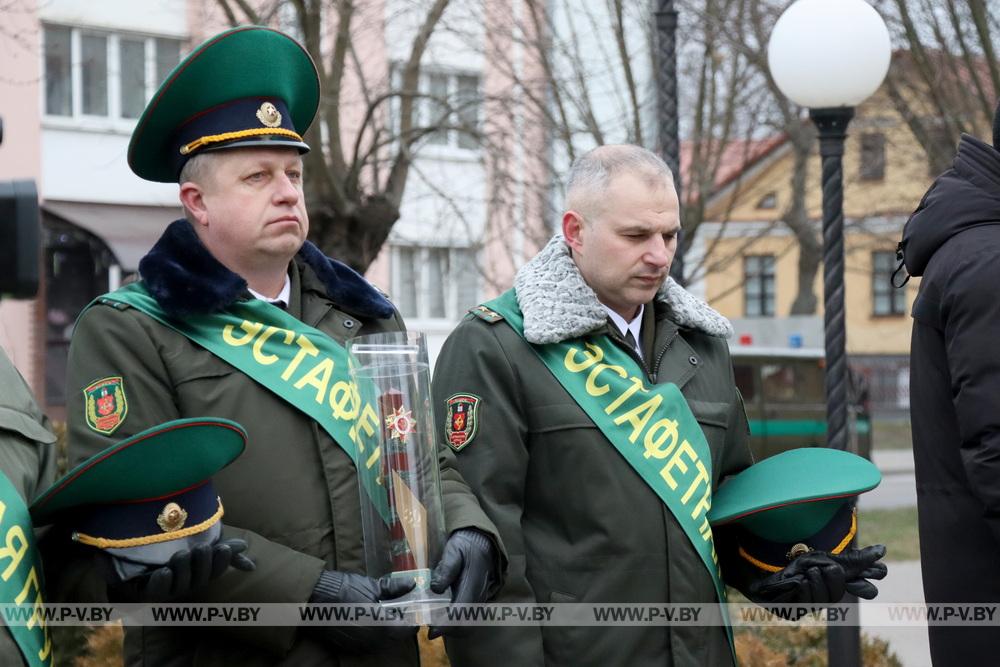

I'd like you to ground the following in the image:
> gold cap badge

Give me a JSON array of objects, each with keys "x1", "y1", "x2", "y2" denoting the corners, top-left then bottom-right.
[
  {"x1": 157, "y1": 502, "x2": 188, "y2": 532},
  {"x1": 256, "y1": 102, "x2": 282, "y2": 128},
  {"x1": 786, "y1": 543, "x2": 812, "y2": 560}
]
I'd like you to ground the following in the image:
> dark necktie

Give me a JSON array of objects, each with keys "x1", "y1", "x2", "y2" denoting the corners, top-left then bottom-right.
[{"x1": 624, "y1": 328, "x2": 640, "y2": 357}]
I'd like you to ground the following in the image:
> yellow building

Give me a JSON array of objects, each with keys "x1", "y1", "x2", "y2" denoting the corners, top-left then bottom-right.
[{"x1": 695, "y1": 86, "x2": 987, "y2": 411}]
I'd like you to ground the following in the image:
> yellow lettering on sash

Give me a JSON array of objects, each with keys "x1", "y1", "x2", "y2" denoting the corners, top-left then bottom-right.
[
  {"x1": 252, "y1": 326, "x2": 294, "y2": 365},
  {"x1": 585, "y1": 363, "x2": 626, "y2": 397},
  {"x1": 15, "y1": 567, "x2": 44, "y2": 630},
  {"x1": 604, "y1": 377, "x2": 645, "y2": 414},
  {"x1": 358, "y1": 404, "x2": 379, "y2": 438},
  {"x1": 280, "y1": 334, "x2": 319, "y2": 381},
  {"x1": 356, "y1": 404, "x2": 382, "y2": 469},
  {"x1": 294, "y1": 358, "x2": 334, "y2": 404},
  {"x1": 612, "y1": 395, "x2": 663, "y2": 443},
  {"x1": 0, "y1": 500, "x2": 6, "y2": 523},
  {"x1": 643, "y1": 418, "x2": 679, "y2": 459},
  {"x1": 659, "y1": 439, "x2": 697, "y2": 490},
  {"x1": 0, "y1": 524, "x2": 28, "y2": 581},
  {"x1": 329, "y1": 381, "x2": 359, "y2": 421},
  {"x1": 564, "y1": 343, "x2": 603, "y2": 372},
  {"x1": 222, "y1": 320, "x2": 263, "y2": 346},
  {"x1": 38, "y1": 631, "x2": 52, "y2": 661},
  {"x1": 698, "y1": 517, "x2": 713, "y2": 540},
  {"x1": 681, "y1": 458, "x2": 709, "y2": 503},
  {"x1": 691, "y1": 485, "x2": 712, "y2": 522},
  {"x1": 37, "y1": 630, "x2": 52, "y2": 661}
]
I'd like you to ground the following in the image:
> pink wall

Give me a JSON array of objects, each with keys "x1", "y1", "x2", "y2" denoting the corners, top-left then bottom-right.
[
  {"x1": 481, "y1": 0, "x2": 550, "y2": 297},
  {"x1": 0, "y1": 0, "x2": 43, "y2": 393}
]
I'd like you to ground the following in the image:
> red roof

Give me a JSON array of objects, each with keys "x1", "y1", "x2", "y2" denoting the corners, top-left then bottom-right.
[{"x1": 679, "y1": 134, "x2": 787, "y2": 203}]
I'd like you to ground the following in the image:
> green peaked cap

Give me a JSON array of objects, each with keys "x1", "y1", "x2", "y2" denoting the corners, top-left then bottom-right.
[
  {"x1": 128, "y1": 25, "x2": 320, "y2": 182},
  {"x1": 708, "y1": 448, "x2": 881, "y2": 542},
  {"x1": 30, "y1": 418, "x2": 246, "y2": 526}
]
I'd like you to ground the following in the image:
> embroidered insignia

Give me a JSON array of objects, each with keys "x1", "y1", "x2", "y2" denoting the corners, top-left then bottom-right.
[
  {"x1": 256, "y1": 101, "x2": 282, "y2": 128},
  {"x1": 84, "y1": 376, "x2": 128, "y2": 435},
  {"x1": 386, "y1": 406, "x2": 417, "y2": 443},
  {"x1": 157, "y1": 502, "x2": 188, "y2": 532},
  {"x1": 445, "y1": 393, "x2": 481, "y2": 451}
]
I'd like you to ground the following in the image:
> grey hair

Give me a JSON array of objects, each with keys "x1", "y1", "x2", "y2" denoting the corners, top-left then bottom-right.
[
  {"x1": 178, "y1": 153, "x2": 217, "y2": 222},
  {"x1": 178, "y1": 152, "x2": 216, "y2": 187},
  {"x1": 565, "y1": 144, "x2": 674, "y2": 219}
]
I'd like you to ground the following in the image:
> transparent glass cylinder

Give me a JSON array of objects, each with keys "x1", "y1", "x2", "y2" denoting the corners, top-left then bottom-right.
[{"x1": 347, "y1": 331, "x2": 450, "y2": 614}]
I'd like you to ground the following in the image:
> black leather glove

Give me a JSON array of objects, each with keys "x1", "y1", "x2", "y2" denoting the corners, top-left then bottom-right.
[
  {"x1": 828, "y1": 544, "x2": 888, "y2": 599},
  {"x1": 748, "y1": 544, "x2": 887, "y2": 604},
  {"x1": 309, "y1": 571, "x2": 416, "y2": 652},
  {"x1": 427, "y1": 528, "x2": 499, "y2": 639},
  {"x1": 106, "y1": 538, "x2": 255, "y2": 602}
]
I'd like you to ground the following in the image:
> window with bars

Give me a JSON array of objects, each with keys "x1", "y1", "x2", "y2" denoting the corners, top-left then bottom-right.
[
  {"x1": 744, "y1": 255, "x2": 775, "y2": 317},
  {"x1": 390, "y1": 66, "x2": 481, "y2": 151},
  {"x1": 872, "y1": 251, "x2": 905, "y2": 316},
  {"x1": 392, "y1": 246, "x2": 480, "y2": 320},
  {"x1": 43, "y1": 25, "x2": 181, "y2": 122}
]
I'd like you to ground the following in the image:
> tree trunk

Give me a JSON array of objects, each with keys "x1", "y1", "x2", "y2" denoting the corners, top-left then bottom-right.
[
  {"x1": 307, "y1": 196, "x2": 400, "y2": 274},
  {"x1": 784, "y1": 133, "x2": 821, "y2": 315}
]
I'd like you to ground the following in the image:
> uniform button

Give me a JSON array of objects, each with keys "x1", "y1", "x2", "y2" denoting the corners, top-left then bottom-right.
[
  {"x1": 689, "y1": 355, "x2": 699, "y2": 365},
  {"x1": 343, "y1": 319, "x2": 355, "y2": 329}
]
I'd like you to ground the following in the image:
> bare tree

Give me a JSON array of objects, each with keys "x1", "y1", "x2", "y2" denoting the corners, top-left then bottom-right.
[
  {"x1": 880, "y1": 0, "x2": 1000, "y2": 173},
  {"x1": 470, "y1": 0, "x2": 768, "y2": 288},
  {"x1": 216, "y1": 0, "x2": 455, "y2": 273}
]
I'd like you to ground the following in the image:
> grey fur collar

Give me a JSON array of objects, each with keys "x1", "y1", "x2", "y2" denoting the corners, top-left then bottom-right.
[{"x1": 513, "y1": 234, "x2": 733, "y2": 344}]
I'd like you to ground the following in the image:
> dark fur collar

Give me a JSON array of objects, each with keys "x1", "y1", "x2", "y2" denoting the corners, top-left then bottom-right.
[{"x1": 138, "y1": 219, "x2": 394, "y2": 320}]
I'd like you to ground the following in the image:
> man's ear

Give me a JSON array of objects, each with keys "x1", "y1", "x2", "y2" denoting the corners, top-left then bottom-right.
[
  {"x1": 562, "y1": 210, "x2": 585, "y2": 253},
  {"x1": 179, "y1": 182, "x2": 209, "y2": 227}
]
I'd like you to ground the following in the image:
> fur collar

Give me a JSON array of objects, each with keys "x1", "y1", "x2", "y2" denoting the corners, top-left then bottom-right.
[
  {"x1": 138, "y1": 219, "x2": 394, "y2": 320},
  {"x1": 513, "y1": 234, "x2": 733, "y2": 344}
]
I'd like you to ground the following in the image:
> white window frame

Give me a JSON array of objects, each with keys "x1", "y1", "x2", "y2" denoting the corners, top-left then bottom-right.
[
  {"x1": 391, "y1": 245, "x2": 481, "y2": 323},
  {"x1": 389, "y1": 64, "x2": 482, "y2": 159},
  {"x1": 42, "y1": 24, "x2": 183, "y2": 133}
]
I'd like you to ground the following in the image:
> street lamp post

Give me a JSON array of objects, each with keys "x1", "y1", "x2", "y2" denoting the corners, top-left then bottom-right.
[
  {"x1": 654, "y1": 0, "x2": 684, "y2": 284},
  {"x1": 768, "y1": 0, "x2": 890, "y2": 665}
]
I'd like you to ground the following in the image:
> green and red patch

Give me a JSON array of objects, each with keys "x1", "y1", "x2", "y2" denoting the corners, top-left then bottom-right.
[
  {"x1": 445, "y1": 393, "x2": 481, "y2": 452},
  {"x1": 84, "y1": 376, "x2": 128, "y2": 435}
]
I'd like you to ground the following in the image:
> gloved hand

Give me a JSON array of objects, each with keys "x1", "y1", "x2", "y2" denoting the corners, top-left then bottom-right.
[
  {"x1": 309, "y1": 570, "x2": 416, "y2": 652},
  {"x1": 106, "y1": 538, "x2": 255, "y2": 602},
  {"x1": 828, "y1": 544, "x2": 888, "y2": 599},
  {"x1": 428, "y1": 528, "x2": 499, "y2": 639},
  {"x1": 748, "y1": 544, "x2": 887, "y2": 604}
]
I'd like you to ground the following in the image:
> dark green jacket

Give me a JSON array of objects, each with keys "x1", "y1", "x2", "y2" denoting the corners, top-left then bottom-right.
[
  {"x1": 0, "y1": 350, "x2": 56, "y2": 667},
  {"x1": 431, "y1": 236, "x2": 752, "y2": 667},
  {"x1": 60, "y1": 220, "x2": 500, "y2": 667}
]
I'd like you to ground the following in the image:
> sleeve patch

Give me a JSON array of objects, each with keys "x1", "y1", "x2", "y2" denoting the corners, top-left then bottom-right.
[
  {"x1": 444, "y1": 393, "x2": 482, "y2": 452},
  {"x1": 84, "y1": 376, "x2": 128, "y2": 435}
]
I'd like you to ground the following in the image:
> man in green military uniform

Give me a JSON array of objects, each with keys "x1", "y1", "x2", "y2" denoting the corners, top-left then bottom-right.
[
  {"x1": 0, "y1": 350, "x2": 56, "y2": 666},
  {"x1": 431, "y1": 144, "x2": 885, "y2": 666},
  {"x1": 61, "y1": 26, "x2": 502, "y2": 666}
]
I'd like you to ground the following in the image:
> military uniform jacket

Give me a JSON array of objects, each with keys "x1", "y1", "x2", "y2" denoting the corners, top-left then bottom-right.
[
  {"x1": 0, "y1": 350, "x2": 56, "y2": 667},
  {"x1": 431, "y1": 236, "x2": 753, "y2": 667},
  {"x1": 61, "y1": 220, "x2": 500, "y2": 667}
]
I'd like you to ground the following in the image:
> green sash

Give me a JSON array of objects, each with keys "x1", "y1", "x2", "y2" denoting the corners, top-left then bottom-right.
[
  {"x1": 0, "y1": 473, "x2": 52, "y2": 666},
  {"x1": 485, "y1": 290, "x2": 733, "y2": 646},
  {"x1": 99, "y1": 283, "x2": 390, "y2": 522}
]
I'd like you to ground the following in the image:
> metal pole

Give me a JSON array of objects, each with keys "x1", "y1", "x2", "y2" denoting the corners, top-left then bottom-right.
[
  {"x1": 811, "y1": 106, "x2": 853, "y2": 453},
  {"x1": 810, "y1": 105, "x2": 860, "y2": 667},
  {"x1": 654, "y1": 0, "x2": 684, "y2": 284}
]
